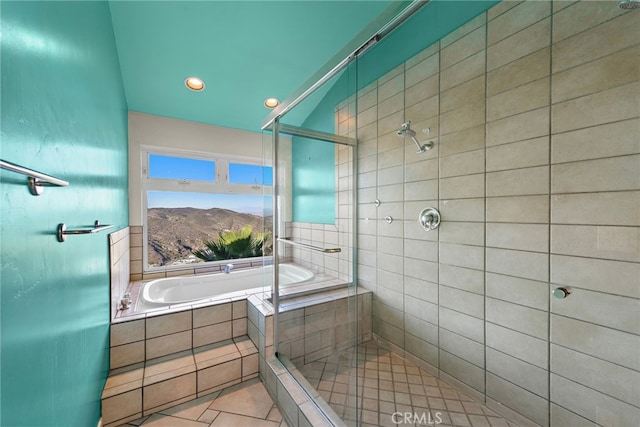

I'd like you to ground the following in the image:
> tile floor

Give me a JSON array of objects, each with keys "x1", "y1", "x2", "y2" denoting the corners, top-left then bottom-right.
[
  {"x1": 119, "y1": 378, "x2": 287, "y2": 427},
  {"x1": 296, "y1": 340, "x2": 520, "y2": 427}
]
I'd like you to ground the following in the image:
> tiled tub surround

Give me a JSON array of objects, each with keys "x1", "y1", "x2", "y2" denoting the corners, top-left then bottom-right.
[
  {"x1": 103, "y1": 300, "x2": 255, "y2": 426},
  {"x1": 324, "y1": 1, "x2": 639, "y2": 426}
]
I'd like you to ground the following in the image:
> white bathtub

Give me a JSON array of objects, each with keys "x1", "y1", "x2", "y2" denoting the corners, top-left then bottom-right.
[{"x1": 135, "y1": 264, "x2": 314, "y2": 312}]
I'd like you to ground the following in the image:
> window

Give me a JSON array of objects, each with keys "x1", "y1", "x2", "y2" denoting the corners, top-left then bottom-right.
[{"x1": 142, "y1": 148, "x2": 273, "y2": 269}]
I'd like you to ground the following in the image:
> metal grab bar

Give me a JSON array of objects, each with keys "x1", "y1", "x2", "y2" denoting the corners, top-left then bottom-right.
[
  {"x1": 277, "y1": 237, "x2": 341, "y2": 254},
  {"x1": 0, "y1": 159, "x2": 69, "y2": 196},
  {"x1": 57, "y1": 220, "x2": 114, "y2": 242}
]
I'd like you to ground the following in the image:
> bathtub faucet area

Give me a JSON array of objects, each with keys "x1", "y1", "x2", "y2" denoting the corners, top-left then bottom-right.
[{"x1": 224, "y1": 263, "x2": 234, "y2": 274}]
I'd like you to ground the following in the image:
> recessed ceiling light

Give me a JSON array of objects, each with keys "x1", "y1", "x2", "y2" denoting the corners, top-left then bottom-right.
[
  {"x1": 264, "y1": 97, "x2": 279, "y2": 108},
  {"x1": 185, "y1": 76, "x2": 205, "y2": 91}
]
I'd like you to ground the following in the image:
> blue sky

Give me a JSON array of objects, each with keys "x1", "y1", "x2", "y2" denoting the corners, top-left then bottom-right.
[{"x1": 148, "y1": 154, "x2": 273, "y2": 215}]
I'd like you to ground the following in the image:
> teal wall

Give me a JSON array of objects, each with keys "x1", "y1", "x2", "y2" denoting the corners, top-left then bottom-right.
[
  {"x1": 0, "y1": 1, "x2": 128, "y2": 425},
  {"x1": 291, "y1": 0, "x2": 498, "y2": 224}
]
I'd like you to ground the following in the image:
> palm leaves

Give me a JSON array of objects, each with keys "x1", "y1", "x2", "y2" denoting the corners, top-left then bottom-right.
[{"x1": 193, "y1": 226, "x2": 268, "y2": 261}]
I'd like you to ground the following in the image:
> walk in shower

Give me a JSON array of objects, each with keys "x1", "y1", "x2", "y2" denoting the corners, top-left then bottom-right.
[{"x1": 261, "y1": 1, "x2": 640, "y2": 426}]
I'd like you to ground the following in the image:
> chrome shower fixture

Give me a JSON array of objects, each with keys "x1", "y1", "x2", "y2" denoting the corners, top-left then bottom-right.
[
  {"x1": 396, "y1": 121, "x2": 433, "y2": 154},
  {"x1": 619, "y1": 0, "x2": 640, "y2": 9}
]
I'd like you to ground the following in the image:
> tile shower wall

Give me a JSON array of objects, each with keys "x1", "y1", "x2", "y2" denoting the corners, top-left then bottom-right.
[
  {"x1": 110, "y1": 227, "x2": 131, "y2": 320},
  {"x1": 336, "y1": 1, "x2": 638, "y2": 425}
]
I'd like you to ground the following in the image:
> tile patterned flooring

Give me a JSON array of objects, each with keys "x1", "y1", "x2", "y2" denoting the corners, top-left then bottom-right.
[
  {"x1": 119, "y1": 378, "x2": 287, "y2": 427},
  {"x1": 120, "y1": 340, "x2": 519, "y2": 427},
  {"x1": 296, "y1": 341, "x2": 519, "y2": 427}
]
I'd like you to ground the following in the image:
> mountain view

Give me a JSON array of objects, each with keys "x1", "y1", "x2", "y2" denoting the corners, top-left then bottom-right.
[{"x1": 147, "y1": 207, "x2": 273, "y2": 266}]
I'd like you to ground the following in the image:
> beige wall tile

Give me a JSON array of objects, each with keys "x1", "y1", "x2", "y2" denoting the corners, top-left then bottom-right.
[
  {"x1": 551, "y1": 224, "x2": 640, "y2": 262},
  {"x1": 440, "y1": 124, "x2": 485, "y2": 156},
  {"x1": 551, "y1": 403, "x2": 598, "y2": 427},
  {"x1": 406, "y1": 74, "x2": 439, "y2": 108},
  {"x1": 551, "y1": 344, "x2": 640, "y2": 407},
  {"x1": 440, "y1": 242, "x2": 485, "y2": 270},
  {"x1": 111, "y1": 341, "x2": 145, "y2": 370},
  {"x1": 358, "y1": 105, "x2": 377, "y2": 128},
  {"x1": 551, "y1": 315, "x2": 640, "y2": 371},
  {"x1": 405, "y1": 314, "x2": 438, "y2": 343},
  {"x1": 487, "y1": 373, "x2": 549, "y2": 426},
  {"x1": 552, "y1": 191, "x2": 640, "y2": 226},
  {"x1": 405, "y1": 95, "x2": 439, "y2": 123},
  {"x1": 440, "y1": 149, "x2": 484, "y2": 178},
  {"x1": 440, "y1": 173, "x2": 485, "y2": 199},
  {"x1": 440, "y1": 100, "x2": 485, "y2": 135},
  {"x1": 440, "y1": 328, "x2": 484, "y2": 367},
  {"x1": 440, "y1": 286, "x2": 484, "y2": 319},
  {"x1": 488, "y1": 0, "x2": 551, "y2": 46},
  {"x1": 551, "y1": 118, "x2": 640, "y2": 164},
  {"x1": 439, "y1": 306, "x2": 484, "y2": 343},
  {"x1": 143, "y1": 373, "x2": 196, "y2": 412},
  {"x1": 486, "y1": 166, "x2": 549, "y2": 197},
  {"x1": 551, "y1": 254, "x2": 640, "y2": 298},
  {"x1": 404, "y1": 276, "x2": 438, "y2": 304},
  {"x1": 486, "y1": 323, "x2": 548, "y2": 369},
  {"x1": 404, "y1": 158, "x2": 438, "y2": 182},
  {"x1": 378, "y1": 92, "x2": 404, "y2": 120},
  {"x1": 551, "y1": 374, "x2": 640, "y2": 427},
  {"x1": 487, "y1": 47, "x2": 550, "y2": 97},
  {"x1": 358, "y1": 87, "x2": 378, "y2": 112},
  {"x1": 488, "y1": 77, "x2": 550, "y2": 122},
  {"x1": 404, "y1": 179, "x2": 437, "y2": 201},
  {"x1": 487, "y1": 136, "x2": 549, "y2": 172},
  {"x1": 405, "y1": 54, "x2": 439, "y2": 89},
  {"x1": 378, "y1": 111, "x2": 404, "y2": 137},
  {"x1": 404, "y1": 238, "x2": 437, "y2": 262},
  {"x1": 440, "y1": 350, "x2": 485, "y2": 392},
  {"x1": 146, "y1": 330, "x2": 192, "y2": 360},
  {"x1": 441, "y1": 51, "x2": 485, "y2": 92},
  {"x1": 486, "y1": 272, "x2": 548, "y2": 311},
  {"x1": 487, "y1": 297, "x2": 548, "y2": 339},
  {"x1": 102, "y1": 389, "x2": 142, "y2": 425},
  {"x1": 552, "y1": 82, "x2": 639, "y2": 134},
  {"x1": 193, "y1": 321, "x2": 233, "y2": 348},
  {"x1": 487, "y1": 18, "x2": 550, "y2": 71},
  {"x1": 439, "y1": 198, "x2": 485, "y2": 222},
  {"x1": 441, "y1": 76, "x2": 485, "y2": 114},
  {"x1": 487, "y1": 107, "x2": 550, "y2": 146},
  {"x1": 441, "y1": 26, "x2": 486, "y2": 71},
  {"x1": 439, "y1": 221, "x2": 484, "y2": 246},
  {"x1": 486, "y1": 247, "x2": 548, "y2": 281},
  {"x1": 439, "y1": 264, "x2": 484, "y2": 295},
  {"x1": 553, "y1": 1, "x2": 626, "y2": 42},
  {"x1": 146, "y1": 311, "x2": 192, "y2": 339},
  {"x1": 405, "y1": 334, "x2": 439, "y2": 368},
  {"x1": 486, "y1": 195, "x2": 549, "y2": 223},
  {"x1": 486, "y1": 223, "x2": 549, "y2": 252},
  {"x1": 111, "y1": 320, "x2": 145, "y2": 347},
  {"x1": 552, "y1": 287, "x2": 640, "y2": 334},
  {"x1": 193, "y1": 303, "x2": 232, "y2": 328},
  {"x1": 551, "y1": 155, "x2": 640, "y2": 194},
  {"x1": 552, "y1": 6, "x2": 635, "y2": 72},
  {"x1": 486, "y1": 347, "x2": 548, "y2": 398},
  {"x1": 405, "y1": 257, "x2": 439, "y2": 283},
  {"x1": 553, "y1": 45, "x2": 639, "y2": 104}
]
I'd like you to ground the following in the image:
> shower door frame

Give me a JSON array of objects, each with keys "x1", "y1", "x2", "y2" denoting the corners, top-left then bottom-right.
[{"x1": 270, "y1": 119, "x2": 358, "y2": 357}]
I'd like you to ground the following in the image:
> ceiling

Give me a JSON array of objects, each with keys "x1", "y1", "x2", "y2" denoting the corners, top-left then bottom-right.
[{"x1": 108, "y1": 1, "x2": 397, "y2": 133}]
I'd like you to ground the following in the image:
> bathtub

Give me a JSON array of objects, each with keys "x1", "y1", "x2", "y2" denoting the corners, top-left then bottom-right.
[{"x1": 135, "y1": 263, "x2": 314, "y2": 312}]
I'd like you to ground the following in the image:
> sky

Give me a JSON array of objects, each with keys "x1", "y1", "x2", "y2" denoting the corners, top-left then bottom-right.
[{"x1": 148, "y1": 154, "x2": 273, "y2": 215}]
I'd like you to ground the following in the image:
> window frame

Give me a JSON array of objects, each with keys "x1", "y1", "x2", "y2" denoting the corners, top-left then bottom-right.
[{"x1": 141, "y1": 146, "x2": 272, "y2": 272}]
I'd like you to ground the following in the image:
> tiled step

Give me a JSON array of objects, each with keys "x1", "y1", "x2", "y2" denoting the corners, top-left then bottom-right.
[{"x1": 101, "y1": 336, "x2": 258, "y2": 427}]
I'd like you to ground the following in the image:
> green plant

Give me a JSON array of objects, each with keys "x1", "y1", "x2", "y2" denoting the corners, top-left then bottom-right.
[{"x1": 193, "y1": 226, "x2": 268, "y2": 261}]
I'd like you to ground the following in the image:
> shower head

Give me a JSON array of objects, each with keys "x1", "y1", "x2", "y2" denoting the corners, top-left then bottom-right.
[
  {"x1": 619, "y1": 0, "x2": 640, "y2": 9},
  {"x1": 396, "y1": 121, "x2": 433, "y2": 154}
]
